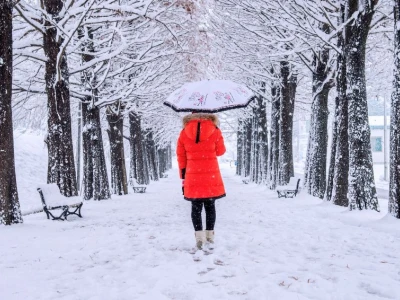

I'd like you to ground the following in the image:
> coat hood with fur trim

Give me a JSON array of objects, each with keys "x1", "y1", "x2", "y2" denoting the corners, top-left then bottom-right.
[
  {"x1": 182, "y1": 113, "x2": 219, "y2": 143},
  {"x1": 182, "y1": 113, "x2": 219, "y2": 127}
]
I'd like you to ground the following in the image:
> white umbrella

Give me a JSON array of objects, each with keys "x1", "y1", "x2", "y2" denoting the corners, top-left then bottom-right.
[{"x1": 163, "y1": 80, "x2": 255, "y2": 113}]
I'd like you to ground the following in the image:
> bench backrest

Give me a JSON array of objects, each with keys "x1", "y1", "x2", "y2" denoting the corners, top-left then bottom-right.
[
  {"x1": 37, "y1": 184, "x2": 82, "y2": 210},
  {"x1": 287, "y1": 177, "x2": 298, "y2": 186},
  {"x1": 295, "y1": 178, "x2": 300, "y2": 191},
  {"x1": 37, "y1": 184, "x2": 64, "y2": 207},
  {"x1": 287, "y1": 177, "x2": 300, "y2": 191}
]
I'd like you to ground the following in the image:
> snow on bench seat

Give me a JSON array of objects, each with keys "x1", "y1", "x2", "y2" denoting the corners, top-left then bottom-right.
[
  {"x1": 37, "y1": 184, "x2": 83, "y2": 220},
  {"x1": 276, "y1": 177, "x2": 301, "y2": 198}
]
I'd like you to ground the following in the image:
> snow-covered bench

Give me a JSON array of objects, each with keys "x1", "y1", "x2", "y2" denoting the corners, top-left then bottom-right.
[
  {"x1": 131, "y1": 178, "x2": 147, "y2": 193},
  {"x1": 132, "y1": 186, "x2": 146, "y2": 193},
  {"x1": 37, "y1": 184, "x2": 83, "y2": 220},
  {"x1": 276, "y1": 177, "x2": 301, "y2": 198}
]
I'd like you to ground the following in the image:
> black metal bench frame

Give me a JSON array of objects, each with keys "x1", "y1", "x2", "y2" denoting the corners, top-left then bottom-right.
[
  {"x1": 37, "y1": 188, "x2": 83, "y2": 221},
  {"x1": 277, "y1": 179, "x2": 301, "y2": 198},
  {"x1": 132, "y1": 187, "x2": 146, "y2": 193}
]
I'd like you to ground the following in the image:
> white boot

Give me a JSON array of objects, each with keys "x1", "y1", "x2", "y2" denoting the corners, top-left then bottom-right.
[
  {"x1": 205, "y1": 230, "x2": 215, "y2": 250},
  {"x1": 205, "y1": 230, "x2": 214, "y2": 244},
  {"x1": 195, "y1": 231, "x2": 206, "y2": 250}
]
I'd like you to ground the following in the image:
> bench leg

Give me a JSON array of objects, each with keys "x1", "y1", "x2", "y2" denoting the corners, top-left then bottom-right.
[
  {"x1": 66, "y1": 203, "x2": 83, "y2": 218},
  {"x1": 62, "y1": 206, "x2": 69, "y2": 220},
  {"x1": 44, "y1": 207, "x2": 51, "y2": 219},
  {"x1": 285, "y1": 192, "x2": 295, "y2": 198},
  {"x1": 45, "y1": 208, "x2": 67, "y2": 221}
]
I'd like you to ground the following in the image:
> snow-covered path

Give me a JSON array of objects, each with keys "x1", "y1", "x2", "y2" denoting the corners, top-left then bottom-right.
[{"x1": 1, "y1": 164, "x2": 400, "y2": 300}]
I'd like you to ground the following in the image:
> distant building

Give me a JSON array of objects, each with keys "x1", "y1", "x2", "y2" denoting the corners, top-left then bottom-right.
[
  {"x1": 294, "y1": 116, "x2": 389, "y2": 165},
  {"x1": 369, "y1": 116, "x2": 390, "y2": 164}
]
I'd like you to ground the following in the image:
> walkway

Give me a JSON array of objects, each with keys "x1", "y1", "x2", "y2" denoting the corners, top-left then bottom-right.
[{"x1": 1, "y1": 164, "x2": 399, "y2": 300}]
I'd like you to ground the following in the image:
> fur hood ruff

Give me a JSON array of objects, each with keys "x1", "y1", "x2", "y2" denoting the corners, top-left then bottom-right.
[{"x1": 182, "y1": 113, "x2": 219, "y2": 127}]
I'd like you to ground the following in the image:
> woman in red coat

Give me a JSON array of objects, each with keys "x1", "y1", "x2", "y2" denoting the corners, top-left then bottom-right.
[{"x1": 176, "y1": 113, "x2": 226, "y2": 250}]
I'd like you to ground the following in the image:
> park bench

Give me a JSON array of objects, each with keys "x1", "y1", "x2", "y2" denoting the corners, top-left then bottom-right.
[
  {"x1": 276, "y1": 177, "x2": 301, "y2": 198},
  {"x1": 132, "y1": 186, "x2": 146, "y2": 193},
  {"x1": 37, "y1": 184, "x2": 83, "y2": 220},
  {"x1": 130, "y1": 178, "x2": 147, "y2": 193}
]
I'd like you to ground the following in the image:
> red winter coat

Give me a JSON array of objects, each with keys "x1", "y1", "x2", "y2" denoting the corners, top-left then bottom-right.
[{"x1": 176, "y1": 113, "x2": 226, "y2": 201}]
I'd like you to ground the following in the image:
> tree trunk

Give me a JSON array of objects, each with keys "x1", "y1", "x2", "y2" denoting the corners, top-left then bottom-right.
[
  {"x1": 236, "y1": 119, "x2": 244, "y2": 176},
  {"x1": 0, "y1": 0, "x2": 23, "y2": 225},
  {"x1": 326, "y1": 96, "x2": 339, "y2": 202},
  {"x1": 43, "y1": 0, "x2": 77, "y2": 196},
  {"x1": 129, "y1": 112, "x2": 149, "y2": 186},
  {"x1": 389, "y1": 0, "x2": 400, "y2": 218},
  {"x1": 82, "y1": 103, "x2": 111, "y2": 200},
  {"x1": 269, "y1": 80, "x2": 280, "y2": 189},
  {"x1": 145, "y1": 130, "x2": 159, "y2": 181},
  {"x1": 244, "y1": 117, "x2": 252, "y2": 178},
  {"x1": 304, "y1": 47, "x2": 331, "y2": 199},
  {"x1": 106, "y1": 106, "x2": 128, "y2": 196},
  {"x1": 80, "y1": 27, "x2": 110, "y2": 201},
  {"x1": 278, "y1": 61, "x2": 296, "y2": 185},
  {"x1": 346, "y1": 1, "x2": 379, "y2": 211},
  {"x1": 158, "y1": 147, "x2": 167, "y2": 177},
  {"x1": 257, "y1": 89, "x2": 269, "y2": 184},
  {"x1": 329, "y1": 4, "x2": 349, "y2": 207},
  {"x1": 249, "y1": 112, "x2": 258, "y2": 182},
  {"x1": 157, "y1": 144, "x2": 172, "y2": 177}
]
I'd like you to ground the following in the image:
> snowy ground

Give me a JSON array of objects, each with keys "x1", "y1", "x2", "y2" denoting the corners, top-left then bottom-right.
[
  {"x1": 13, "y1": 130, "x2": 48, "y2": 215},
  {"x1": 1, "y1": 162, "x2": 400, "y2": 300}
]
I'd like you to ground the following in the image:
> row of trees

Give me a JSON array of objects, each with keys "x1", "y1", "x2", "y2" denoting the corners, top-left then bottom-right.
[
  {"x1": 213, "y1": 0, "x2": 399, "y2": 218},
  {"x1": 2, "y1": 0, "x2": 399, "y2": 224},
  {"x1": 0, "y1": 0, "x2": 199, "y2": 225}
]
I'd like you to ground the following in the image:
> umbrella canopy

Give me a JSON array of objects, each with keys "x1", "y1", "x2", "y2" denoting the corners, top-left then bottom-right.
[{"x1": 163, "y1": 80, "x2": 255, "y2": 113}]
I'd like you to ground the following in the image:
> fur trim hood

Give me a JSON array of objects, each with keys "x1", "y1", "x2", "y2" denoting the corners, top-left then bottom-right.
[{"x1": 182, "y1": 113, "x2": 219, "y2": 128}]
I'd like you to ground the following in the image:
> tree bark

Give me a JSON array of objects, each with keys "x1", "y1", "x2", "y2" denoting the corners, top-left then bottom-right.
[
  {"x1": 0, "y1": 0, "x2": 23, "y2": 225},
  {"x1": 269, "y1": 79, "x2": 280, "y2": 189},
  {"x1": 145, "y1": 130, "x2": 159, "y2": 181},
  {"x1": 158, "y1": 147, "x2": 168, "y2": 177},
  {"x1": 80, "y1": 27, "x2": 110, "y2": 201},
  {"x1": 249, "y1": 112, "x2": 258, "y2": 182},
  {"x1": 106, "y1": 105, "x2": 128, "y2": 196},
  {"x1": 278, "y1": 61, "x2": 296, "y2": 185},
  {"x1": 129, "y1": 112, "x2": 149, "y2": 186},
  {"x1": 157, "y1": 144, "x2": 172, "y2": 177},
  {"x1": 346, "y1": 0, "x2": 379, "y2": 211},
  {"x1": 329, "y1": 4, "x2": 349, "y2": 207},
  {"x1": 82, "y1": 103, "x2": 111, "y2": 200},
  {"x1": 236, "y1": 119, "x2": 244, "y2": 176},
  {"x1": 43, "y1": 0, "x2": 77, "y2": 196},
  {"x1": 244, "y1": 117, "x2": 252, "y2": 178},
  {"x1": 256, "y1": 88, "x2": 269, "y2": 184},
  {"x1": 304, "y1": 47, "x2": 331, "y2": 199},
  {"x1": 390, "y1": 0, "x2": 400, "y2": 218},
  {"x1": 326, "y1": 96, "x2": 339, "y2": 202}
]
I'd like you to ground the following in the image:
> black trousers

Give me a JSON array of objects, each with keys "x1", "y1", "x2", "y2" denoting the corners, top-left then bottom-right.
[{"x1": 191, "y1": 200, "x2": 216, "y2": 231}]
